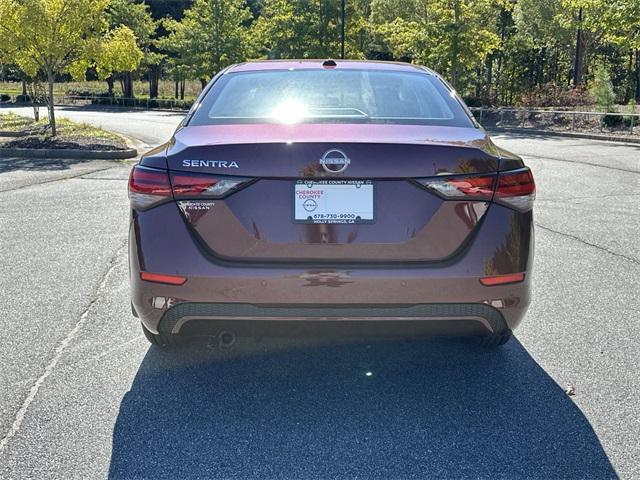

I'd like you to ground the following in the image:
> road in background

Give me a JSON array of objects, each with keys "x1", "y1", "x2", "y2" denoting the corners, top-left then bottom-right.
[{"x1": 0, "y1": 106, "x2": 638, "y2": 478}]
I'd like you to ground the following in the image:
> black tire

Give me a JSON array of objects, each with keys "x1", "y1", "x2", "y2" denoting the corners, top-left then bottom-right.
[
  {"x1": 477, "y1": 330, "x2": 512, "y2": 348},
  {"x1": 141, "y1": 322, "x2": 179, "y2": 347}
]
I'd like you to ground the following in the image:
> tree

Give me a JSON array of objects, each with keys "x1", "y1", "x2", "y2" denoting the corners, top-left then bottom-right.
[
  {"x1": 107, "y1": 0, "x2": 159, "y2": 98},
  {"x1": 0, "y1": 0, "x2": 109, "y2": 135},
  {"x1": 95, "y1": 26, "x2": 144, "y2": 96},
  {"x1": 370, "y1": 0, "x2": 500, "y2": 91},
  {"x1": 590, "y1": 64, "x2": 615, "y2": 110},
  {"x1": 160, "y1": 0, "x2": 252, "y2": 88}
]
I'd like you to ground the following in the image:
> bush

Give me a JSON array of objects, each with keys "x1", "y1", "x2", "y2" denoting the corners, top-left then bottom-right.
[
  {"x1": 0, "y1": 94, "x2": 11, "y2": 102},
  {"x1": 65, "y1": 89, "x2": 110, "y2": 98},
  {"x1": 15, "y1": 94, "x2": 32, "y2": 103},
  {"x1": 521, "y1": 83, "x2": 593, "y2": 108},
  {"x1": 589, "y1": 66, "x2": 616, "y2": 111},
  {"x1": 602, "y1": 114, "x2": 633, "y2": 128}
]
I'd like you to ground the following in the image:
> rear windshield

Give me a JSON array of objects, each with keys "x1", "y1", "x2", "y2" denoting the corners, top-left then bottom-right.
[{"x1": 189, "y1": 69, "x2": 474, "y2": 128}]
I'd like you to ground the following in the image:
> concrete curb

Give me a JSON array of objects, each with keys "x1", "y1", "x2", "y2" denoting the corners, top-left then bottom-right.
[
  {"x1": 0, "y1": 131, "x2": 28, "y2": 137},
  {"x1": 0, "y1": 146, "x2": 137, "y2": 159},
  {"x1": 488, "y1": 127, "x2": 640, "y2": 145}
]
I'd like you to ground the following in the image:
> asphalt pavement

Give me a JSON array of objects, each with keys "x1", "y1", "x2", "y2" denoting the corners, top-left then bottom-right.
[{"x1": 0, "y1": 105, "x2": 639, "y2": 479}]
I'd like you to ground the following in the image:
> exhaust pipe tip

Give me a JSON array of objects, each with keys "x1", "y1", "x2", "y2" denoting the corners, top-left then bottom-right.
[{"x1": 219, "y1": 331, "x2": 236, "y2": 349}]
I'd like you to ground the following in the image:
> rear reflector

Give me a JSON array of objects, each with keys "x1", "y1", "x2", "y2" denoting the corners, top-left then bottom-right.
[
  {"x1": 480, "y1": 272, "x2": 525, "y2": 286},
  {"x1": 140, "y1": 271, "x2": 187, "y2": 285},
  {"x1": 494, "y1": 168, "x2": 536, "y2": 211}
]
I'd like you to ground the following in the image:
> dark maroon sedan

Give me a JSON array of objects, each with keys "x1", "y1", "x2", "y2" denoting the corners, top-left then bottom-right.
[{"x1": 128, "y1": 60, "x2": 534, "y2": 348}]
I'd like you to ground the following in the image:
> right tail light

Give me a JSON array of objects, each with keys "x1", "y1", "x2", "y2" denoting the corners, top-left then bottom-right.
[
  {"x1": 493, "y1": 168, "x2": 536, "y2": 211},
  {"x1": 416, "y1": 167, "x2": 535, "y2": 212}
]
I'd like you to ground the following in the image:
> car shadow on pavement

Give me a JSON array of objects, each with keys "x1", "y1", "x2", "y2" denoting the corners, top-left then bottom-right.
[{"x1": 108, "y1": 337, "x2": 616, "y2": 479}]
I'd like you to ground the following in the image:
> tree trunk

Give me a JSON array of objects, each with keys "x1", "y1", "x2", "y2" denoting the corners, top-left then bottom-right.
[
  {"x1": 106, "y1": 76, "x2": 114, "y2": 96},
  {"x1": 450, "y1": 0, "x2": 460, "y2": 89},
  {"x1": 200, "y1": 78, "x2": 207, "y2": 90},
  {"x1": 22, "y1": 80, "x2": 27, "y2": 96},
  {"x1": 47, "y1": 72, "x2": 56, "y2": 136},
  {"x1": 635, "y1": 49, "x2": 640, "y2": 102},
  {"x1": 180, "y1": 79, "x2": 185, "y2": 100},
  {"x1": 175, "y1": 79, "x2": 179, "y2": 99},
  {"x1": 123, "y1": 73, "x2": 134, "y2": 98},
  {"x1": 149, "y1": 66, "x2": 160, "y2": 99},
  {"x1": 572, "y1": 7, "x2": 583, "y2": 87}
]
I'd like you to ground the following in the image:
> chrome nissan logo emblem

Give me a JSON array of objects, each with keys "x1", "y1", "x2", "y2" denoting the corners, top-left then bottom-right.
[{"x1": 319, "y1": 149, "x2": 350, "y2": 173}]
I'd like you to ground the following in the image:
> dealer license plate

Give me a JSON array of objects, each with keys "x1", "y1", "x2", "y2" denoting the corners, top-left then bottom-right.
[{"x1": 293, "y1": 180, "x2": 375, "y2": 224}]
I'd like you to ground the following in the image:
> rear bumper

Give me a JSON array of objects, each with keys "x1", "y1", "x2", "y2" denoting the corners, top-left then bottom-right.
[
  {"x1": 130, "y1": 201, "x2": 533, "y2": 337},
  {"x1": 155, "y1": 302, "x2": 510, "y2": 337}
]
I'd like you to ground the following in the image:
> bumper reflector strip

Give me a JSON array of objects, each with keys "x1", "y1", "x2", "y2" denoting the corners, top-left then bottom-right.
[
  {"x1": 140, "y1": 272, "x2": 187, "y2": 285},
  {"x1": 480, "y1": 272, "x2": 525, "y2": 286}
]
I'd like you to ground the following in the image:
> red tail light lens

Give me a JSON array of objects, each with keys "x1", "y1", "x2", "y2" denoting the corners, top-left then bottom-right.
[
  {"x1": 129, "y1": 166, "x2": 252, "y2": 210},
  {"x1": 128, "y1": 166, "x2": 171, "y2": 210},
  {"x1": 170, "y1": 172, "x2": 247, "y2": 198},
  {"x1": 416, "y1": 168, "x2": 535, "y2": 212},
  {"x1": 417, "y1": 174, "x2": 495, "y2": 200},
  {"x1": 494, "y1": 168, "x2": 536, "y2": 211}
]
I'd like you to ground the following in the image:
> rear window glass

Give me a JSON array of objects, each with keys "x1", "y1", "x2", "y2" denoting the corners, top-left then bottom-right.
[{"x1": 189, "y1": 69, "x2": 474, "y2": 127}]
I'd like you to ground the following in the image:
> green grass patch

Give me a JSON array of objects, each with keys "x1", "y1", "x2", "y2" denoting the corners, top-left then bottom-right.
[{"x1": 0, "y1": 112, "x2": 36, "y2": 131}]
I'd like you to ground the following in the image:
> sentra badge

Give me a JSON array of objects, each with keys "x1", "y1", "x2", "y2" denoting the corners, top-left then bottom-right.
[{"x1": 182, "y1": 159, "x2": 239, "y2": 168}]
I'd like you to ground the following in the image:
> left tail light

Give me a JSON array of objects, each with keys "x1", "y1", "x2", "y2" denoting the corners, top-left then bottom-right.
[
  {"x1": 170, "y1": 171, "x2": 248, "y2": 199},
  {"x1": 128, "y1": 166, "x2": 172, "y2": 210},
  {"x1": 128, "y1": 166, "x2": 252, "y2": 210}
]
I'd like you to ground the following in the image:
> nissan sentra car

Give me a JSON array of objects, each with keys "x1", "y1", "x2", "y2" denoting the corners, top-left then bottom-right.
[{"x1": 128, "y1": 60, "x2": 535, "y2": 348}]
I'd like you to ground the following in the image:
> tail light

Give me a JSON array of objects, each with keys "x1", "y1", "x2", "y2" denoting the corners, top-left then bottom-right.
[
  {"x1": 416, "y1": 167, "x2": 535, "y2": 212},
  {"x1": 128, "y1": 166, "x2": 251, "y2": 210},
  {"x1": 494, "y1": 168, "x2": 536, "y2": 211},
  {"x1": 416, "y1": 174, "x2": 495, "y2": 201},
  {"x1": 128, "y1": 166, "x2": 172, "y2": 210},
  {"x1": 170, "y1": 172, "x2": 248, "y2": 199}
]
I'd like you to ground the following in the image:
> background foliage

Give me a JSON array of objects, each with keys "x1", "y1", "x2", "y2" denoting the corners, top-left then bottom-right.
[{"x1": 1, "y1": 0, "x2": 640, "y2": 111}]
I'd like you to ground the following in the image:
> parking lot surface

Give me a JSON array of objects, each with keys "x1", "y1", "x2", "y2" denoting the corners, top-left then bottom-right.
[{"x1": 0, "y1": 106, "x2": 638, "y2": 478}]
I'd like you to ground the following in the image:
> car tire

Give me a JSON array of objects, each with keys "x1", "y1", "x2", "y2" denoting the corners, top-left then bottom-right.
[
  {"x1": 478, "y1": 330, "x2": 512, "y2": 348},
  {"x1": 141, "y1": 323, "x2": 179, "y2": 347}
]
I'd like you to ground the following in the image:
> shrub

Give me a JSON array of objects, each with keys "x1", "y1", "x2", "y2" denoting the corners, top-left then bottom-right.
[
  {"x1": 15, "y1": 94, "x2": 32, "y2": 103},
  {"x1": 0, "y1": 94, "x2": 11, "y2": 102},
  {"x1": 589, "y1": 66, "x2": 615, "y2": 111},
  {"x1": 521, "y1": 83, "x2": 593, "y2": 108}
]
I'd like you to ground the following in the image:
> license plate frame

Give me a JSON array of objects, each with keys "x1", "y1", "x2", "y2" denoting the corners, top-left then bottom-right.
[{"x1": 293, "y1": 179, "x2": 375, "y2": 224}]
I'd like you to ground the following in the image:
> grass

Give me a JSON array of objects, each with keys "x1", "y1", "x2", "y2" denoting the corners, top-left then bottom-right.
[
  {"x1": 0, "y1": 112, "x2": 35, "y2": 131},
  {"x1": 0, "y1": 112, "x2": 128, "y2": 150},
  {"x1": 0, "y1": 79, "x2": 201, "y2": 101}
]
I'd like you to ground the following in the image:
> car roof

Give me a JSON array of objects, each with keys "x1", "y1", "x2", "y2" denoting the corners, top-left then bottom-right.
[{"x1": 226, "y1": 59, "x2": 434, "y2": 74}]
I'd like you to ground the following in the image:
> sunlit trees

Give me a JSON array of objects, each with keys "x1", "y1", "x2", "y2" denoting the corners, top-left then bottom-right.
[
  {"x1": 0, "y1": 0, "x2": 141, "y2": 135},
  {"x1": 95, "y1": 26, "x2": 144, "y2": 96},
  {"x1": 369, "y1": 0, "x2": 500, "y2": 91},
  {"x1": 161, "y1": 0, "x2": 252, "y2": 88}
]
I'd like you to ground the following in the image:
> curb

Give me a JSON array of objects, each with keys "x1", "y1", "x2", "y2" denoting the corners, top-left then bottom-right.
[
  {"x1": 487, "y1": 127, "x2": 640, "y2": 145},
  {"x1": 0, "y1": 131, "x2": 28, "y2": 137},
  {"x1": 0, "y1": 147, "x2": 137, "y2": 159}
]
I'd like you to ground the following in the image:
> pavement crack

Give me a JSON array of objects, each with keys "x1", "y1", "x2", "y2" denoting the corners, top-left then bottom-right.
[
  {"x1": 0, "y1": 239, "x2": 128, "y2": 455},
  {"x1": 522, "y1": 154, "x2": 639, "y2": 174},
  {"x1": 0, "y1": 166, "x2": 116, "y2": 194},
  {"x1": 536, "y1": 223, "x2": 640, "y2": 266}
]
